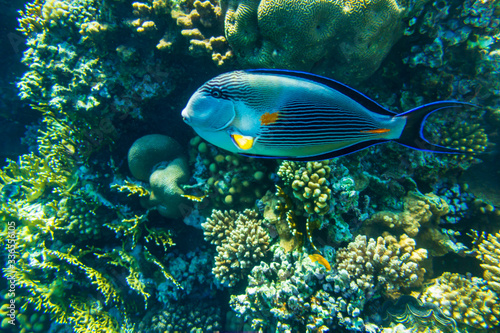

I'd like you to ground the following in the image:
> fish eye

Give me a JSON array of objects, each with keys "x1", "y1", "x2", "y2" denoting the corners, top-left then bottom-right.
[{"x1": 210, "y1": 88, "x2": 223, "y2": 98}]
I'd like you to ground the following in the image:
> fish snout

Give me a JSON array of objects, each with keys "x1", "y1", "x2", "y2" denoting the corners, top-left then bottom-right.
[{"x1": 181, "y1": 108, "x2": 190, "y2": 124}]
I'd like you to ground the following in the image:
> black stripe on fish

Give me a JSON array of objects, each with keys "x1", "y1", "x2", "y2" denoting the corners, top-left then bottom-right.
[
  {"x1": 268, "y1": 102, "x2": 380, "y2": 129},
  {"x1": 246, "y1": 69, "x2": 399, "y2": 117}
]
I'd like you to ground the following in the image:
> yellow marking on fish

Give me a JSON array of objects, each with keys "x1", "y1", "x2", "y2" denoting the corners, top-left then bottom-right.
[
  {"x1": 308, "y1": 254, "x2": 331, "y2": 271},
  {"x1": 231, "y1": 134, "x2": 255, "y2": 150},
  {"x1": 260, "y1": 111, "x2": 279, "y2": 126},
  {"x1": 181, "y1": 194, "x2": 207, "y2": 202},
  {"x1": 361, "y1": 128, "x2": 391, "y2": 134}
]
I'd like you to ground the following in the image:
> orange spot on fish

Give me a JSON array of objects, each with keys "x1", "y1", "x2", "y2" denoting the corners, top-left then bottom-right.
[
  {"x1": 308, "y1": 254, "x2": 331, "y2": 271},
  {"x1": 361, "y1": 128, "x2": 391, "y2": 134},
  {"x1": 260, "y1": 111, "x2": 279, "y2": 126}
]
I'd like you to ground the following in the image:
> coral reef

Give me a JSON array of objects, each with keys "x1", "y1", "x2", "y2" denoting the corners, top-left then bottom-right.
[
  {"x1": 229, "y1": 245, "x2": 391, "y2": 331},
  {"x1": 336, "y1": 234, "x2": 427, "y2": 296},
  {"x1": 5, "y1": 0, "x2": 500, "y2": 332},
  {"x1": 222, "y1": 0, "x2": 424, "y2": 83},
  {"x1": 202, "y1": 209, "x2": 270, "y2": 286},
  {"x1": 420, "y1": 272, "x2": 500, "y2": 330}
]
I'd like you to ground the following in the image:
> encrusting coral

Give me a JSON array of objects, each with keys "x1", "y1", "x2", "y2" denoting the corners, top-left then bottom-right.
[
  {"x1": 202, "y1": 209, "x2": 270, "y2": 286},
  {"x1": 366, "y1": 191, "x2": 449, "y2": 237},
  {"x1": 419, "y1": 272, "x2": 500, "y2": 330},
  {"x1": 335, "y1": 233, "x2": 427, "y2": 296},
  {"x1": 127, "y1": 134, "x2": 190, "y2": 218}
]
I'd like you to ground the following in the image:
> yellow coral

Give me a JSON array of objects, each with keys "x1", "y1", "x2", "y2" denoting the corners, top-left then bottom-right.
[
  {"x1": 471, "y1": 230, "x2": 500, "y2": 293},
  {"x1": 111, "y1": 180, "x2": 150, "y2": 197},
  {"x1": 336, "y1": 233, "x2": 427, "y2": 295},
  {"x1": 420, "y1": 272, "x2": 500, "y2": 329},
  {"x1": 278, "y1": 160, "x2": 332, "y2": 215},
  {"x1": 17, "y1": 0, "x2": 45, "y2": 36},
  {"x1": 366, "y1": 191, "x2": 449, "y2": 237},
  {"x1": 173, "y1": 0, "x2": 233, "y2": 65}
]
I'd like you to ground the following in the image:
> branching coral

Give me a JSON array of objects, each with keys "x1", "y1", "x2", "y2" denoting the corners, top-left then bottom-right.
[
  {"x1": 202, "y1": 209, "x2": 270, "y2": 286},
  {"x1": 470, "y1": 230, "x2": 500, "y2": 293},
  {"x1": 172, "y1": 0, "x2": 233, "y2": 65},
  {"x1": 336, "y1": 234, "x2": 427, "y2": 296},
  {"x1": 278, "y1": 160, "x2": 332, "y2": 215},
  {"x1": 420, "y1": 272, "x2": 500, "y2": 330}
]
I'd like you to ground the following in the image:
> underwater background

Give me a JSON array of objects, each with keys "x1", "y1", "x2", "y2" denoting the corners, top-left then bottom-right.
[{"x1": 0, "y1": 0, "x2": 499, "y2": 332}]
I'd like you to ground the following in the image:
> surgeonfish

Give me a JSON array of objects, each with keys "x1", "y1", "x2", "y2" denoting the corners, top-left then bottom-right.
[{"x1": 181, "y1": 69, "x2": 473, "y2": 161}]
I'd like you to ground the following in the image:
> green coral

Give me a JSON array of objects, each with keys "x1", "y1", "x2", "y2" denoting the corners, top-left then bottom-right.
[
  {"x1": 126, "y1": 134, "x2": 191, "y2": 219},
  {"x1": 222, "y1": 0, "x2": 415, "y2": 83}
]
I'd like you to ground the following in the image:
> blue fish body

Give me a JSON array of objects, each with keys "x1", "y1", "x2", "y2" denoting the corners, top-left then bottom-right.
[{"x1": 181, "y1": 69, "x2": 473, "y2": 161}]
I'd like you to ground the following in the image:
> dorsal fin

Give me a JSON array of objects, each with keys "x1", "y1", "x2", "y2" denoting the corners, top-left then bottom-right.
[{"x1": 246, "y1": 69, "x2": 398, "y2": 117}]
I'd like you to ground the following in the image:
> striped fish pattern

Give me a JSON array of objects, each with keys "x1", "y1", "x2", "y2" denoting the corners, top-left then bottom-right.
[{"x1": 181, "y1": 69, "x2": 472, "y2": 161}]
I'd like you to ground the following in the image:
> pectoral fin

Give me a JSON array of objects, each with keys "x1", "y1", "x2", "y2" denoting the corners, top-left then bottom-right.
[{"x1": 231, "y1": 134, "x2": 255, "y2": 150}]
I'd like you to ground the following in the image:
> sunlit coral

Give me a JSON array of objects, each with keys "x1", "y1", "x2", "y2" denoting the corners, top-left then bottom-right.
[
  {"x1": 336, "y1": 233, "x2": 427, "y2": 295},
  {"x1": 278, "y1": 160, "x2": 332, "y2": 215},
  {"x1": 420, "y1": 272, "x2": 500, "y2": 329},
  {"x1": 471, "y1": 230, "x2": 500, "y2": 293}
]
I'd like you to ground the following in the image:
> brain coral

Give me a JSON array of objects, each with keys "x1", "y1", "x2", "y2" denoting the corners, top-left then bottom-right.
[{"x1": 222, "y1": 0, "x2": 411, "y2": 83}]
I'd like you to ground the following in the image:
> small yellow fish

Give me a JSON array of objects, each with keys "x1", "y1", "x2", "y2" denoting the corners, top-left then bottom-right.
[
  {"x1": 309, "y1": 254, "x2": 331, "y2": 271},
  {"x1": 181, "y1": 194, "x2": 207, "y2": 202}
]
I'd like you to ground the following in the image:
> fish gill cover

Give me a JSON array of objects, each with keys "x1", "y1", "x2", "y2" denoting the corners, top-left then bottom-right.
[{"x1": 0, "y1": 0, "x2": 499, "y2": 332}]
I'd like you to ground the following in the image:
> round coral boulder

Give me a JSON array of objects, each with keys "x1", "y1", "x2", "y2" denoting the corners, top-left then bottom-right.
[
  {"x1": 128, "y1": 134, "x2": 183, "y2": 181},
  {"x1": 222, "y1": 0, "x2": 418, "y2": 84}
]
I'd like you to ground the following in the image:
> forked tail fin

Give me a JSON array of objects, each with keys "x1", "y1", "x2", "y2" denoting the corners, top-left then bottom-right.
[{"x1": 395, "y1": 101, "x2": 476, "y2": 153}]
